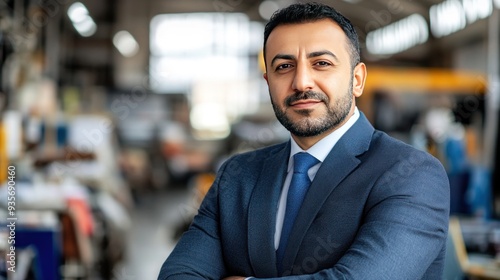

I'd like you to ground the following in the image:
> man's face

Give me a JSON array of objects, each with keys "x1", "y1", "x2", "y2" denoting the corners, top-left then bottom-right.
[{"x1": 264, "y1": 19, "x2": 366, "y2": 144}]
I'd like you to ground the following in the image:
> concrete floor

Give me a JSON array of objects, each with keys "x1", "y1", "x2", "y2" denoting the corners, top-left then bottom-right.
[{"x1": 119, "y1": 188, "x2": 193, "y2": 280}]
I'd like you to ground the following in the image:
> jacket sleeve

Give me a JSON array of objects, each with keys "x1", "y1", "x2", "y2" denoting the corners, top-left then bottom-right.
[
  {"x1": 257, "y1": 152, "x2": 450, "y2": 280},
  {"x1": 157, "y1": 161, "x2": 230, "y2": 280}
]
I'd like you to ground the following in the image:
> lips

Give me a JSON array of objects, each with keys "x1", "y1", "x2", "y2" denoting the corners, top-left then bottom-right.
[
  {"x1": 285, "y1": 91, "x2": 328, "y2": 108},
  {"x1": 290, "y1": 99, "x2": 322, "y2": 109}
]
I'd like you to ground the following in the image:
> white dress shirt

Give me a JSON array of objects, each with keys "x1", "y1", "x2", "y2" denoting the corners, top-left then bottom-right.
[{"x1": 274, "y1": 107, "x2": 360, "y2": 249}]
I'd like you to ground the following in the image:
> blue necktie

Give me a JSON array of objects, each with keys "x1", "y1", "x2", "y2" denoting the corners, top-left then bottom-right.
[{"x1": 276, "y1": 152, "x2": 319, "y2": 274}]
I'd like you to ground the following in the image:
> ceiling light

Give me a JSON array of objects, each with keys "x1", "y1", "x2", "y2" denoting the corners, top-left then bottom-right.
[
  {"x1": 73, "y1": 18, "x2": 97, "y2": 37},
  {"x1": 67, "y1": 2, "x2": 97, "y2": 37},
  {"x1": 67, "y1": 2, "x2": 88, "y2": 23},
  {"x1": 113, "y1": 31, "x2": 139, "y2": 57},
  {"x1": 366, "y1": 14, "x2": 428, "y2": 55}
]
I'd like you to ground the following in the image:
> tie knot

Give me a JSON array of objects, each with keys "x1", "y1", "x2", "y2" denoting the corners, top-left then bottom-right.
[{"x1": 293, "y1": 152, "x2": 319, "y2": 174}]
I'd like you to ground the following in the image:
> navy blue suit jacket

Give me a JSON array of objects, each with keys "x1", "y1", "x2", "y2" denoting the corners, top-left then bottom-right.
[{"x1": 159, "y1": 113, "x2": 450, "y2": 279}]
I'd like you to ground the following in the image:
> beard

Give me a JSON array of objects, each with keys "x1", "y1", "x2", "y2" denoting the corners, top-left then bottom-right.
[{"x1": 270, "y1": 83, "x2": 353, "y2": 137}]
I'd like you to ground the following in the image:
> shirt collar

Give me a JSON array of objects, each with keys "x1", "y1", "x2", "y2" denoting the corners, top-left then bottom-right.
[{"x1": 288, "y1": 107, "x2": 360, "y2": 172}]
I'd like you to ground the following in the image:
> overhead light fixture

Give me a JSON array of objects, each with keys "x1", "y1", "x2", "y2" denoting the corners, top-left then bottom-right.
[
  {"x1": 430, "y1": 0, "x2": 494, "y2": 38},
  {"x1": 67, "y1": 2, "x2": 97, "y2": 37},
  {"x1": 113, "y1": 31, "x2": 139, "y2": 57},
  {"x1": 366, "y1": 14, "x2": 428, "y2": 56}
]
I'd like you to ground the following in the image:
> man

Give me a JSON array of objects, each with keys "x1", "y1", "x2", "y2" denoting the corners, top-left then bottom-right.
[{"x1": 158, "y1": 3, "x2": 450, "y2": 279}]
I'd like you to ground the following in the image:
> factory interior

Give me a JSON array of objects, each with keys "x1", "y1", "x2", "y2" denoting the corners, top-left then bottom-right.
[{"x1": 0, "y1": 0, "x2": 500, "y2": 279}]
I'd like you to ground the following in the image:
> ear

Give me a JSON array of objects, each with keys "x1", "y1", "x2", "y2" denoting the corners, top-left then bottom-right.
[
  {"x1": 263, "y1": 73, "x2": 269, "y2": 85},
  {"x1": 352, "y1": 62, "x2": 367, "y2": 98}
]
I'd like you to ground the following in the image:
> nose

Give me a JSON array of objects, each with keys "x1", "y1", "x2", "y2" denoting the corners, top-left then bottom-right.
[{"x1": 292, "y1": 64, "x2": 314, "y2": 92}]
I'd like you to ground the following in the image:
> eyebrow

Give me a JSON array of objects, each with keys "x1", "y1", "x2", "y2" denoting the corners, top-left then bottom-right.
[
  {"x1": 309, "y1": 50, "x2": 339, "y2": 62},
  {"x1": 270, "y1": 54, "x2": 295, "y2": 67},
  {"x1": 270, "y1": 50, "x2": 340, "y2": 67}
]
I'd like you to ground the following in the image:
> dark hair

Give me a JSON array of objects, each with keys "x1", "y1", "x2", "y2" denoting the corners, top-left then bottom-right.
[{"x1": 263, "y1": 2, "x2": 360, "y2": 68}]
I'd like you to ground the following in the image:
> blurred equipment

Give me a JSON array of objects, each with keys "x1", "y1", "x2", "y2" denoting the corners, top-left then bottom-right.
[
  {"x1": 361, "y1": 66, "x2": 495, "y2": 219},
  {"x1": 448, "y1": 217, "x2": 500, "y2": 279}
]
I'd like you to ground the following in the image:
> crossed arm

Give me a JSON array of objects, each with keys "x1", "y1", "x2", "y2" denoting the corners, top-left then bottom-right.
[{"x1": 158, "y1": 155, "x2": 450, "y2": 279}]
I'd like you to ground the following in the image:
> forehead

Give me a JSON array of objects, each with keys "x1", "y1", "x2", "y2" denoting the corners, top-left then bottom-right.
[{"x1": 265, "y1": 19, "x2": 350, "y2": 61}]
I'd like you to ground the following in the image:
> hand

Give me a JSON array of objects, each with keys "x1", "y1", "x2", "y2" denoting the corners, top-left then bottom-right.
[{"x1": 222, "y1": 277, "x2": 246, "y2": 280}]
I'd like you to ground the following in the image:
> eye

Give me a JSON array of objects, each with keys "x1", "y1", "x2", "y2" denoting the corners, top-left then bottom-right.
[
  {"x1": 314, "y1": 61, "x2": 332, "y2": 67},
  {"x1": 276, "y1": 63, "x2": 293, "y2": 71}
]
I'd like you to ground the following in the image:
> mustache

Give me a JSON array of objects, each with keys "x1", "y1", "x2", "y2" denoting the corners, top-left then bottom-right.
[{"x1": 285, "y1": 91, "x2": 328, "y2": 106}]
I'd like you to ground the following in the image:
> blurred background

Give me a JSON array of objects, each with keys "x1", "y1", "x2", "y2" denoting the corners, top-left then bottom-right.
[{"x1": 0, "y1": 0, "x2": 499, "y2": 279}]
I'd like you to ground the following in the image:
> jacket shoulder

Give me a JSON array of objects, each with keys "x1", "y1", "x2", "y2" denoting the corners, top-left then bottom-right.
[
  {"x1": 371, "y1": 130, "x2": 436, "y2": 160},
  {"x1": 227, "y1": 142, "x2": 288, "y2": 163},
  {"x1": 366, "y1": 129, "x2": 448, "y2": 182}
]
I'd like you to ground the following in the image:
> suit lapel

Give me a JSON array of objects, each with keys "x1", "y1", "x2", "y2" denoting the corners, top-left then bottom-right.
[
  {"x1": 282, "y1": 113, "x2": 375, "y2": 271},
  {"x1": 248, "y1": 142, "x2": 290, "y2": 277}
]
